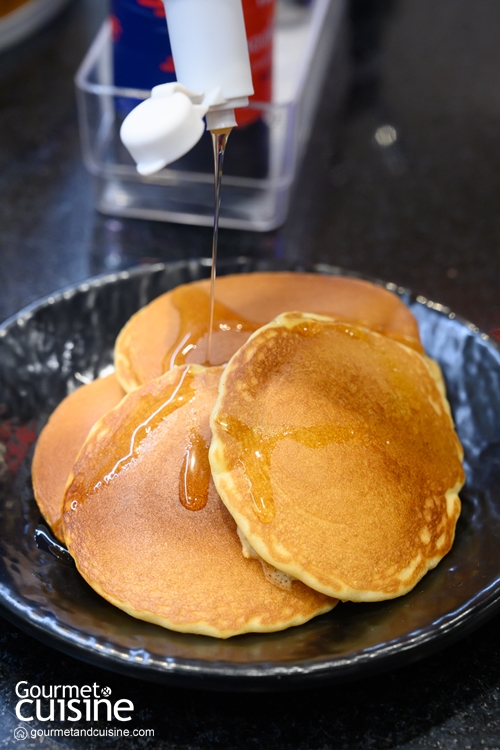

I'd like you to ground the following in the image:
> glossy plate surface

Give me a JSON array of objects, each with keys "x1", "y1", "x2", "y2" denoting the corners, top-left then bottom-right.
[{"x1": 1, "y1": 259, "x2": 500, "y2": 691}]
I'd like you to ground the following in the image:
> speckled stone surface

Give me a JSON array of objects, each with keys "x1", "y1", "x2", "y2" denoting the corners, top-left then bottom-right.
[{"x1": 1, "y1": 0, "x2": 500, "y2": 747}]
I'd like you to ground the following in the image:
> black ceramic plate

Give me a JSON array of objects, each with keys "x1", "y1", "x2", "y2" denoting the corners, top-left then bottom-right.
[{"x1": 1, "y1": 259, "x2": 500, "y2": 691}]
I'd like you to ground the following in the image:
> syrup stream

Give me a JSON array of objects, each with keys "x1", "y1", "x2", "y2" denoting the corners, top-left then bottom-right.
[{"x1": 207, "y1": 128, "x2": 231, "y2": 365}]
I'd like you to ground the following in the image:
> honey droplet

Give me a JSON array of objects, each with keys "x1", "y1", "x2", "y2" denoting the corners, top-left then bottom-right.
[{"x1": 179, "y1": 431, "x2": 211, "y2": 512}]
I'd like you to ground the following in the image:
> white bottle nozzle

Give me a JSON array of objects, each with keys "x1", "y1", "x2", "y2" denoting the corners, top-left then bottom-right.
[
  {"x1": 205, "y1": 109, "x2": 237, "y2": 133},
  {"x1": 121, "y1": 0, "x2": 254, "y2": 175}
]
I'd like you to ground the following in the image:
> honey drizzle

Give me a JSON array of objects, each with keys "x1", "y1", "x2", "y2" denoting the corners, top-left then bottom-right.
[
  {"x1": 163, "y1": 286, "x2": 260, "y2": 369},
  {"x1": 75, "y1": 368, "x2": 197, "y2": 499},
  {"x1": 65, "y1": 367, "x2": 220, "y2": 515},
  {"x1": 179, "y1": 430, "x2": 211, "y2": 511},
  {"x1": 215, "y1": 413, "x2": 368, "y2": 524}
]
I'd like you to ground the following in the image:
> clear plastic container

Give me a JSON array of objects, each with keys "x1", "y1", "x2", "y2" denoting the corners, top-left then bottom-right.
[{"x1": 75, "y1": 0, "x2": 345, "y2": 231}]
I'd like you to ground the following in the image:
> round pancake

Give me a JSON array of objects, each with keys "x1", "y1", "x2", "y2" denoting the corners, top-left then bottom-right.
[
  {"x1": 209, "y1": 313, "x2": 465, "y2": 602},
  {"x1": 114, "y1": 272, "x2": 422, "y2": 392},
  {"x1": 62, "y1": 365, "x2": 335, "y2": 638},
  {"x1": 32, "y1": 374, "x2": 125, "y2": 542}
]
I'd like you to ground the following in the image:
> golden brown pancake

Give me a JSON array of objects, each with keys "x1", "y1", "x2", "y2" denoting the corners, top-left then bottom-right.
[
  {"x1": 32, "y1": 374, "x2": 125, "y2": 542},
  {"x1": 209, "y1": 313, "x2": 464, "y2": 602},
  {"x1": 62, "y1": 365, "x2": 336, "y2": 638},
  {"x1": 114, "y1": 272, "x2": 422, "y2": 392}
]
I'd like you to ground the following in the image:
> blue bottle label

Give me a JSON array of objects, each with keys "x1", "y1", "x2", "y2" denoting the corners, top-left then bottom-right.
[{"x1": 111, "y1": 0, "x2": 176, "y2": 90}]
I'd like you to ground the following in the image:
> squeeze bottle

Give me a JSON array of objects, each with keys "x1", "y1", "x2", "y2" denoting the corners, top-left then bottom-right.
[{"x1": 120, "y1": 0, "x2": 255, "y2": 175}]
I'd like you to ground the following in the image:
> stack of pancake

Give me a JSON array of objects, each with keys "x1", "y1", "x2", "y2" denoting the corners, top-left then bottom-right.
[{"x1": 32, "y1": 273, "x2": 464, "y2": 638}]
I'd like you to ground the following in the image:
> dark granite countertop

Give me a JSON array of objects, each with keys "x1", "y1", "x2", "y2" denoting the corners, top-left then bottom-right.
[{"x1": 1, "y1": 0, "x2": 500, "y2": 747}]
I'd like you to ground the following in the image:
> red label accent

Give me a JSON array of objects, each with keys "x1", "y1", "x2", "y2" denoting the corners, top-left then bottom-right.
[
  {"x1": 110, "y1": 14, "x2": 123, "y2": 43},
  {"x1": 159, "y1": 54, "x2": 176, "y2": 73},
  {"x1": 137, "y1": 0, "x2": 166, "y2": 18},
  {"x1": 238, "y1": 0, "x2": 276, "y2": 126},
  {"x1": 491, "y1": 328, "x2": 500, "y2": 341}
]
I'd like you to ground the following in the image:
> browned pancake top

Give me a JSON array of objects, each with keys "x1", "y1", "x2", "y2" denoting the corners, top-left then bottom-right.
[
  {"x1": 62, "y1": 365, "x2": 335, "y2": 638},
  {"x1": 209, "y1": 313, "x2": 464, "y2": 601}
]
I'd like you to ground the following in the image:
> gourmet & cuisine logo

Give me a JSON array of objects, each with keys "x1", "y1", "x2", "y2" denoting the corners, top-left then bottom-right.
[{"x1": 15, "y1": 681, "x2": 134, "y2": 722}]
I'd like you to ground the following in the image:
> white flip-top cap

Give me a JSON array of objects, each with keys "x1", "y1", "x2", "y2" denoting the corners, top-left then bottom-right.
[{"x1": 120, "y1": 85, "x2": 208, "y2": 176}]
